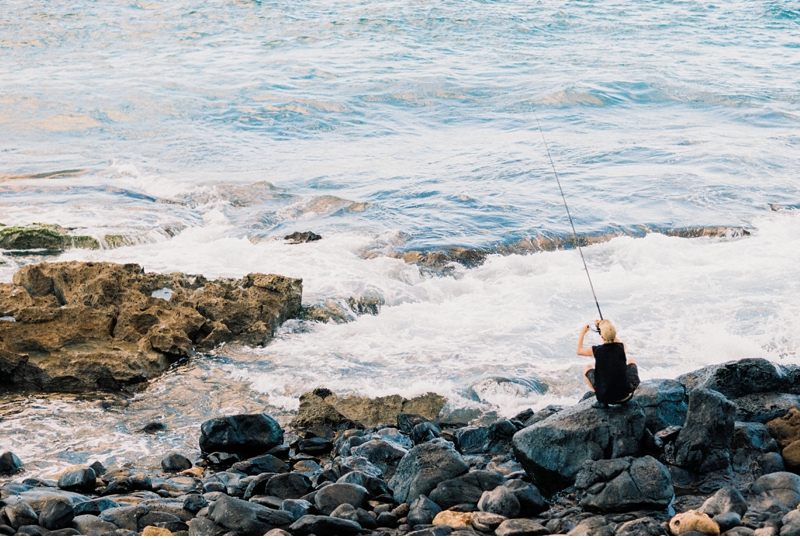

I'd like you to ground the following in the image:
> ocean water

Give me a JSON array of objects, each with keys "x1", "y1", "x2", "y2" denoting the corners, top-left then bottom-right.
[{"x1": 1, "y1": 0, "x2": 799, "y2": 475}]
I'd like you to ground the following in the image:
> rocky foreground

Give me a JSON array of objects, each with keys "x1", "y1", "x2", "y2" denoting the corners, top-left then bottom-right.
[
  {"x1": 2, "y1": 358, "x2": 800, "y2": 535},
  {"x1": 0, "y1": 262, "x2": 302, "y2": 392}
]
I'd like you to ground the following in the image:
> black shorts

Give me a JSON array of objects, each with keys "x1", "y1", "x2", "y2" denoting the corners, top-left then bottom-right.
[{"x1": 585, "y1": 363, "x2": 640, "y2": 404}]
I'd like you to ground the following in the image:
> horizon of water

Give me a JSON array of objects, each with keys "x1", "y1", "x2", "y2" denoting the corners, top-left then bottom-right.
[{"x1": 1, "y1": 0, "x2": 799, "y2": 476}]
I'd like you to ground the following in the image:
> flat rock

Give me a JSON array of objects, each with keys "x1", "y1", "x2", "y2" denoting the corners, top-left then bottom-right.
[
  {"x1": 229, "y1": 453, "x2": 289, "y2": 475},
  {"x1": 388, "y1": 438, "x2": 469, "y2": 504},
  {"x1": 735, "y1": 393, "x2": 800, "y2": 423},
  {"x1": 70, "y1": 514, "x2": 121, "y2": 536},
  {"x1": 288, "y1": 514, "x2": 363, "y2": 535},
  {"x1": 0, "y1": 262, "x2": 302, "y2": 392},
  {"x1": 566, "y1": 515, "x2": 614, "y2": 536},
  {"x1": 264, "y1": 472, "x2": 313, "y2": 500},
  {"x1": 494, "y1": 518, "x2": 549, "y2": 536},
  {"x1": 748, "y1": 471, "x2": 800, "y2": 512},
  {"x1": 511, "y1": 399, "x2": 646, "y2": 493},
  {"x1": 470, "y1": 512, "x2": 507, "y2": 533}
]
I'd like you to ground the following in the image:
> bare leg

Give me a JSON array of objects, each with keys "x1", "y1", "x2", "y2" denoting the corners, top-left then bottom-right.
[{"x1": 583, "y1": 364, "x2": 595, "y2": 391}]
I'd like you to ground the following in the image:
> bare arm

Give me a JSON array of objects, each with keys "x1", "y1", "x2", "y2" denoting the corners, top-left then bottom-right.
[{"x1": 577, "y1": 325, "x2": 594, "y2": 357}]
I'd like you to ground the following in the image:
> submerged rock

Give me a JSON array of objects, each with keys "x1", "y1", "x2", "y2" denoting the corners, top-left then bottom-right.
[
  {"x1": 0, "y1": 224, "x2": 99, "y2": 252},
  {"x1": 0, "y1": 261, "x2": 302, "y2": 392}
]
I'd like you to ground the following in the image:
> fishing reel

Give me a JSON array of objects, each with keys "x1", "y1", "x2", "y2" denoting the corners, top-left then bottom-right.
[{"x1": 587, "y1": 320, "x2": 601, "y2": 334}]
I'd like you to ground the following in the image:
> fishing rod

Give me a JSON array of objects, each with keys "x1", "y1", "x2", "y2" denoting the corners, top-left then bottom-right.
[{"x1": 533, "y1": 110, "x2": 604, "y2": 323}]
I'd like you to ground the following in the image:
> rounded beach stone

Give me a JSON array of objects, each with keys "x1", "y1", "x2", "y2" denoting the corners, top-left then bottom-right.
[
  {"x1": 161, "y1": 453, "x2": 193, "y2": 473},
  {"x1": 199, "y1": 413, "x2": 284, "y2": 458},
  {"x1": 388, "y1": 438, "x2": 468, "y2": 504},
  {"x1": 407, "y1": 495, "x2": 442, "y2": 527},
  {"x1": 265, "y1": 472, "x2": 313, "y2": 500},
  {"x1": 432, "y1": 510, "x2": 471, "y2": 528},
  {"x1": 471, "y1": 511, "x2": 507, "y2": 532},
  {"x1": 615, "y1": 517, "x2": 668, "y2": 536},
  {"x1": 495, "y1": 518, "x2": 549, "y2": 536},
  {"x1": 567, "y1": 515, "x2": 614, "y2": 536},
  {"x1": 0, "y1": 452, "x2": 23, "y2": 475},
  {"x1": 314, "y1": 483, "x2": 369, "y2": 515},
  {"x1": 670, "y1": 509, "x2": 721, "y2": 536},
  {"x1": 699, "y1": 486, "x2": 748, "y2": 517},
  {"x1": 289, "y1": 514, "x2": 363, "y2": 535},
  {"x1": 38, "y1": 498, "x2": 75, "y2": 530},
  {"x1": 141, "y1": 525, "x2": 173, "y2": 536},
  {"x1": 376, "y1": 511, "x2": 398, "y2": 527},
  {"x1": 58, "y1": 466, "x2": 97, "y2": 493},
  {"x1": 5, "y1": 501, "x2": 39, "y2": 529},
  {"x1": 329, "y1": 503, "x2": 377, "y2": 529},
  {"x1": 714, "y1": 511, "x2": 743, "y2": 532},
  {"x1": 477, "y1": 486, "x2": 520, "y2": 518}
]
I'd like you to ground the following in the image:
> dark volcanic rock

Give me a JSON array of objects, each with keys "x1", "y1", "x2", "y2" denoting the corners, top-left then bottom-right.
[
  {"x1": 671, "y1": 388, "x2": 736, "y2": 472},
  {"x1": 454, "y1": 427, "x2": 489, "y2": 455},
  {"x1": 678, "y1": 358, "x2": 787, "y2": 399},
  {"x1": 199, "y1": 413, "x2": 284, "y2": 458},
  {"x1": 575, "y1": 456, "x2": 674, "y2": 511},
  {"x1": 349, "y1": 439, "x2": 407, "y2": 478},
  {"x1": 160, "y1": 453, "x2": 193, "y2": 473},
  {"x1": 477, "y1": 486, "x2": 520, "y2": 518},
  {"x1": 330, "y1": 503, "x2": 377, "y2": 529},
  {"x1": 289, "y1": 514, "x2": 362, "y2": 535},
  {"x1": 0, "y1": 452, "x2": 23, "y2": 475},
  {"x1": 284, "y1": 231, "x2": 322, "y2": 244},
  {"x1": 615, "y1": 517, "x2": 668, "y2": 536},
  {"x1": 566, "y1": 515, "x2": 614, "y2": 536},
  {"x1": 99, "y1": 504, "x2": 149, "y2": 531},
  {"x1": 407, "y1": 495, "x2": 442, "y2": 526},
  {"x1": 71, "y1": 514, "x2": 119, "y2": 535},
  {"x1": 230, "y1": 453, "x2": 289, "y2": 475},
  {"x1": 631, "y1": 379, "x2": 688, "y2": 432},
  {"x1": 74, "y1": 498, "x2": 120, "y2": 516},
  {"x1": 314, "y1": 483, "x2": 369, "y2": 515},
  {"x1": 5, "y1": 501, "x2": 39, "y2": 528},
  {"x1": 735, "y1": 393, "x2": 800, "y2": 423},
  {"x1": 207, "y1": 493, "x2": 293, "y2": 535},
  {"x1": 699, "y1": 487, "x2": 748, "y2": 517},
  {"x1": 748, "y1": 471, "x2": 800, "y2": 512},
  {"x1": 38, "y1": 499, "x2": 75, "y2": 530},
  {"x1": 57, "y1": 467, "x2": 96, "y2": 493},
  {"x1": 187, "y1": 516, "x2": 223, "y2": 536},
  {"x1": 337, "y1": 471, "x2": 392, "y2": 498},
  {"x1": 428, "y1": 473, "x2": 486, "y2": 509},
  {"x1": 511, "y1": 399, "x2": 646, "y2": 493},
  {"x1": 0, "y1": 261, "x2": 302, "y2": 392},
  {"x1": 280, "y1": 499, "x2": 312, "y2": 521},
  {"x1": 265, "y1": 473, "x2": 313, "y2": 500},
  {"x1": 503, "y1": 479, "x2": 548, "y2": 517},
  {"x1": 388, "y1": 438, "x2": 469, "y2": 504}
]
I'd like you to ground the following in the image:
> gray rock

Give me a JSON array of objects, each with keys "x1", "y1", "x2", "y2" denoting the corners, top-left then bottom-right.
[
  {"x1": 477, "y1": 487, "x2": 520, "y2": 518},
  {"x1": 38, "y1": 499, "x2": 75, "y2": 530},
  {"x1": 264, "y1": 472, "x2": 312, "y2": 500},
  {"x1": 388, "y1": 438, "x2": 469, "y2": 504},
  {"x1": 100, "y1": 469, "x2": 152, "y2": 495},
  {"x1": 187, "y1": 516, "x2": 223, "y2": 536},
  {"x1": 207, "y1": 493, "x2": 294, "y2": 535},
  {"x1": 732, "y1": 422, "x2": 780, "y2": 484},
  {"x1": 70, "y1": 514, "x2": 119, "y2": 536},
  {"x1": 230, "y1": 454, "x2": 289, "y2": 475},
  {"x1": 454, "y1": 427, "x2": 489, "y2": 454},
  {"x1": 99, "y1": 504, "x2": 149, "y2": 531},
  {"x1": 407, "y1": 495, "x2": 442, "y2": 527},
  {"x1": 428, "y1": 471, "x2": 502, "y2": 509},
  {"x1": 45, "y1": 527, "x2": 82, "y2": 536},
  {"x1": 567, "y1": 515, "x2": 614, "y2": 536},
  {"x1": 182, "y1": 494, "x2": 208, "y2": 513},
  {"x1": 376, "y1": 511, "x2": 398, "y2": 527},
  {"x1": 749, "y1": 471, "x2": 800, "y2": 512},
  {"x1": 503, "y1": 479, "x2": 548, "y2": 517},
  {"x1": 495, "y1": 518, "x2": 549, "y2": 536},
  {"x1": 314, "y1": 483, "x2": 369, "y2": 515},
  {"x1": 0, "y1": 452, "x2": 23, "y2": 475},
  {"x1": 280, "y1": 499, "x2": 312, "y2": 521},
  {"x1": 615, "y1": 516, "x2": 668, "y2": 535},
  {"x1": 734, "y1": 392, "x2": 800, "y2": 423},
  {"x1": 714, "y1": 512, "x2": 743, "y2": 532},
  {"x1": 575, "y1": 455, "x2": 673, "y2": 512},
  {"x1": 199, "y1": 414, "x2": 284, "y2": 458},
  {"x1": 0, "y1": 524, "x2": 14, "y2": 536},
  {"x1": 288, "y1": 515, "x2": 362, "y2": 535},
  {"x1": 631, "y1": 379, "x2": 688, "y2": 432},
  {"x1": 781, "y1": 509, "x2": 800, "y2": 536},
  {"x1": 17, "y1": 524, "x2": 48, "y2": 535},
  {"x1": 511, "y1": 399, "x2": 645, "y2": 493},
  {"x1": 5, "y1": 502, "x2": 38, "y2": 529},
  {"x1": 160, "y1": 453, "x2": 193, "y2": 473},
  {"x1": 336, "y1": 471, "x2": 391, "y2": 498},
  {"x1": 350, "y1": 439, "x2": 407, "y2": 478},
  {"x1": 723, "y1": 526, "x2": 755, "y2": 536},
  {"x1": 329, "y1": 503, "x2": 376, "y2": 529},
  {"x1": 57, "y1": 467, "x2": 96, "y2": 493},
  {"x1": 678, "y1": 358, "x2": 786, "y2": 399},
  {"x1": 406, "y1": 525, "x2": 452, "y2": 536},
  {"x1": 471, "y1": 512, "x2": 507, "y2": 533},
  {"x1": 672, "y1": 388, "x2": 735, "y2": 472},
  {"x1": 138, "y1": 511, "x2": 182, "y2": 530},
  {"x1": 73, "y1": 498, "x2": 120, "y2": 516},
  {"x1": 699, "y1": 487, "x2": 748, "y2": 517}
]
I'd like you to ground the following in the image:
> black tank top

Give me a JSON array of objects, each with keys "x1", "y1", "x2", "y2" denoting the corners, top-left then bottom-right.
[{"x1": 591, "y1": 342, "x2": 631, "y2": 404}]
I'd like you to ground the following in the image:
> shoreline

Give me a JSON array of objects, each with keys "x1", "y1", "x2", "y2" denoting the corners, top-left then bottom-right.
[{"x1": 1, "y1": 358, "x2": 800, "y2": 536}]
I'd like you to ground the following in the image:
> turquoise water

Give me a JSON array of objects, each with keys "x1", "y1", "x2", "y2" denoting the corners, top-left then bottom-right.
[{"x1": 1, "y1": 0, "x2": 800, "y2": 475}]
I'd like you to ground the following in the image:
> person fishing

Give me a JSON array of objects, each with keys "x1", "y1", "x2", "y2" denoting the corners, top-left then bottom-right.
[{"x1": 577, "y1": 319, "x2": 639, "y2": 407}]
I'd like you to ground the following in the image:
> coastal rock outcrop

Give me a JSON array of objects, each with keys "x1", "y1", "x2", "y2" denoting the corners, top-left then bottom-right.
[
  {"x1": 0, "y1": 261, "x2": 302, "y2": 392},
  {"x1": 575, "y1": 456, "x2": 674, "y2": 511}
]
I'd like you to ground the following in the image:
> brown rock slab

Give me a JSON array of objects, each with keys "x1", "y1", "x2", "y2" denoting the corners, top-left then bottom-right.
[{"x1": 0, "y1": 261, "x2": 301, "y2": 392}]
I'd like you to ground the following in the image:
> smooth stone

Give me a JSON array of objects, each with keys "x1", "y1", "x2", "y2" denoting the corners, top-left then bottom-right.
[
  {"x1": 503, "y1": 479, "x2": 548, "y2": 517},
  {"x1": 38, "y1": 499, "x2": 75, "y2": 530},
  {"x1": 407, "y1": 495, "x2": 442, "y2": 527},
  {"x1": 336, "y1": 470, "x2": 392, "y2": 498},
  {"x1": 5, "y1": 502, "x2": 39, "y2": 529},
  {"x1": 160, "y1": 453, "x2": 193, "y2": 473},
  {"x1": 206, "y1": 493, "x2": 293, "y2": 535},
  {"x1": 388, "y1": 439, "x2": 469, "y2": 504},
  {"x1": 615, "y1": 516, "x2": 668, "y2": 536},
  {"x1": 567, "y1": 515, "x2": 614, "y2": 536},
  {"x1": 141, "y1": 526, "x2": 172, "y2": 536},
  {"x1": 199, "y1": 414, "x2": 284, "y2": 458},
  {"x1": 349, "y1": 439, "x2": 407, "y2": 476},
  {"x1": 43, "y1": 528, "x2": 81, "y2": 536},
  {"x1": 74, "y1": 498, "x2": 120, "y2": 516},
  {"x1": 405, "y1": 525, "x2": 452, "y2": 536},
  {"x1": 700, "y1": 487, "x2": 749, "y2": 517},
  {"x1": 99, "y1": 504, "x2": 149, "y2": 531},
  {"x1": 280, "y1": 499, "x2": 312, "y2": 521},
  {"x1": 57, "y1": 467, "x2": 97, "y2": 493},
  {"x1": 376, "y1": 511, "x2": 398, "y2": 527},
  {"x1": 229, "y1": 454, "x2": 289, "y2": 475},
  {"x1": 749, "y1": 471, "x2": 800, "y2": 512},
  {"x1": 264, "y1": 472, "x2": 313, "y2": 500},
  {"x1": 714, "y1": 512, "x2": 744, "y2": 532},
  {"x1": 495, "y1": 518, "x2": 549, "y2": 536},
  {"x1": 431, "y1": 510, "x2": 471, "y2": 528},
  {"x1": 187, "y1": 517, "x2": 222, "y2": 536},
  {"x1": 0, "y1": 452, "x2": 23, "y2": 475},
  {"x1": 329, "y1": 503, "x2": 377, "y2": 529},
  {"x1": 780, "y1": 509, "x2": 800, "y2": 536},
  {"x1": 70, "y1": 514, "x2": 119, "y2": 536},
  {"x1": 723, "y1": 526, "x2": 755, "y2": 536},
  {"x1": 477, "y1": 487, "x2": 520, "y2": 518},
  {"x1": 288, "y1": 515, "x2": 363, "y2": 535},
  {"x1": 314, "y1": 483, "x2": 369, "y2": 515},
  {"x1": 182, "y1": 494, "x2": 207, "y2": 513},
  {"x1": 17, "y1": 524, "x2": 48, "y2": 535}
]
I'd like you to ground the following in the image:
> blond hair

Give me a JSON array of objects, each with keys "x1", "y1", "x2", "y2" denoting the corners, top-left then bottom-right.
[{"x1": 598, "y1": 319, "x2": 617, "y2": 343}]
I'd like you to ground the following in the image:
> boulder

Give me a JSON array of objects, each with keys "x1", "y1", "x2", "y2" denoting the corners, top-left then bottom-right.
[
  {"x1": 407, "y1": 495, "x2": 442, "y2": 527},
  {"x1": 288, "y1": 515, "x2": 362, "y2": 535},
  {"x1": 671, "y1": 388, "x2": 735, "y2": 472},
  {"x1": 735, "y1": 393, "x2": 800, "y2": 423},
  {"x1": 100, "y1": 469, "x2": 153, "y2": 495},
  {"x1": 100, "y1": 504, "x2": 149, "y2": 531},
  {"x1": 427, "y1": 471, "x2": 503, "y2": 509},
  {"x1": 336, "y1": 471, "x2": 392, "y2": 498},
  {"x1": 314, "y1": 483, "x2": 369, "y2": 515},
  {"x1": 160, "y1": 454, "x2": 193, "y2": 473},
  {"x1": 454, "y1": 427, "x2": 489, "y2": 455},
  {"x1": 206, "y1": 493, "x2": 293, "y2": 535},
  {"x1": 495, "y1": 518, "x2": 549, "y2": 536},
  {"x1": 748, "y1": 472, "x2": 800, "y2": 512},
  {"x1": 388, "y1": 438, "x2": 469, "y2": 504},
  {"x1": 71, "y1": 514, "x2": 120, "y2": 535},
  {"x1": 0, "y1": 262, "x2": 302, "y2": 392},
  {"x1": 699, "y1": 487, "x2": 748, "y2": 517},
  {"x1": 0, "y1": 452, "x2": 23, "y2": 475},
  {"x1": 264, "y1": 473, "x2": 313, "y2": 500},
  {"x1": 575, "y1": 456, "x2": 674, "y2": 511},
  {"x1": 503, "y1": 479, "x2": 548, "y2": 517},
  {"x1": 187, "y1": 516, "x2": 223, "y2": 536},
  {"x1": 74, "y1": 498, "x2": 120, "y2": 516},
  {"x1": 631, "y1": 379, "x2": 688, "y2": 432},
  {"x1": 5, "y1": 502, "x2": 38, "y2": 528},
  {"x1": 39, "y1": 499, "x2": 75, "y2": 530},
  {"x1": 669, "y1": 510, "x2": 720, "y2": 535},
  {"x1": 511, "y1": 399, "x2": 646, "y2": 493},
  {"x1": 567, "y1": 515, "x2": 614, "y2": 536},
  {"x1": 329, "y1": 503, "x2": 376, "y2": 529},
  {"x1": 199, "y1": 413, "x2": 283, "y2": 458},
  {"x1": 280, "y1": 499, "x2": 312, "y2": 521},
  {"x1": 229, "y1": 454, "x2": 289, "y2": 475},
  {"x1": 678, "y1": 358, "x2": 787, "y2": 399},
  {"x1": 292, "y1": 388, "x2": 445, "y2": 429},
  {"x1": 615, "y1": 517, "x2": 668, "y2": 536},
  {"x1": 477, "y1": 487, "x2": 520, "y2": 518},
  {"x1": 57, "y1": 467, "x2": 97, "y2": 493},
  {"x1": 349, "y1": 439, "x2": 407, "y2": 478}
]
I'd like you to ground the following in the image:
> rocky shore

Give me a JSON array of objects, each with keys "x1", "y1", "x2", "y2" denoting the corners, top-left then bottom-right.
[{"x1": 2, "y1": 358, "x2": 800, "y2": 536}]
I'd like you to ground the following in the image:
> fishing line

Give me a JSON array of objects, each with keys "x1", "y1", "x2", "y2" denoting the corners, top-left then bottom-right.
[{"x1": 533, "y1": 110, "x2": 604, "y2": 322}]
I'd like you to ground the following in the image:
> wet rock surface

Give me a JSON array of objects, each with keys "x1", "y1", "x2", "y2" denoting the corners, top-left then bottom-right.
[
  {"x1": 0, "y1": 261, "x2": 302, "y2": 392},
  {"x1": 2, "y1": 357, "x2": 800, "y2": 536}
]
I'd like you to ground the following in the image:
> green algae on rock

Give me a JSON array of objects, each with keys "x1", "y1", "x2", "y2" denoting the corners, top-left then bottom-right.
[{"x1": 0, "y1": 224, "x2": 99, "y2": 252}]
